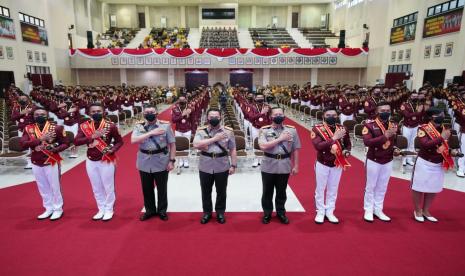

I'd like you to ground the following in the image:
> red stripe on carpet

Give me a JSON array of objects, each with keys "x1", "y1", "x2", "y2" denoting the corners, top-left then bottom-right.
[{"x1": 0, "y1": 108, "x2": 464, "y2": 275}]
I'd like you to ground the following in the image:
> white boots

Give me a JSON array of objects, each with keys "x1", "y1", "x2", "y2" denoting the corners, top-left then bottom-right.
[
  {"x1": 364, "y1": 210, "x2": 391, "y2": 222},
  {"x1": 314, "y1": 211, "x2": 339, "y2": 224}
]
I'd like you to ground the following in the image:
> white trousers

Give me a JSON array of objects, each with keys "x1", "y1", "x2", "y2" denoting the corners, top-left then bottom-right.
[
  {"x1": 64, "y1": 124, "x2": 79, "y2": 137},
  {"x1": 310, "y1": 105, "x2": 320, "y2": 110},
  {"x1": 107, "y1": 110, "x2": 119, "y2": 116},
  {"x1": 251, "y1": 126, "x2": 259, "y2": 147},
  {"x1": 32, "y1": 164, "x2": 63, "y2": 212},
  {"x1": 314, "y1": 161, "x2": 343, "y2": 214},
  {"x1": 244, "y1": 120, "x2": 251, "y2": 140},
  {"x1": 339, "y1": 113, "x2": 354, "y2": 125},
  {"x1": 458, "y1": 133, "x2": 465, "y2": 173},
  {"x1": 121, "y1": 105, "x2": 134, "y2": 118},
  {"x1": 402, "y1": 126, "x2": 418, "y2": 163},
  {"x1": 290, "y1": 99, "x2": 299, "y2": 104},
  {"x1": 301, "y1": 101, "x2": 310, "y2": 107},
  {"x1": 363, "y1": 159, "x2": 392, "y2": 212},
  {"x1": 85, "y1": 160, "x2": 116, "y2": 212},
  {"x1": 175, "y1": 130, "x2": 192, "y2": 140}
]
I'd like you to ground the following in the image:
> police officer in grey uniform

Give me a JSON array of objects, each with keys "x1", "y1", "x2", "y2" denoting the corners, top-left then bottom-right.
[
  {"x1": 258, "y1": 107, "x2": 301, "y2": 224},
  {"x1": 193, "y1": 107, "x2": 238, "y2": 224},
  {"x1": 131, "y1": 105, "x2": 176, "y2": 221}
]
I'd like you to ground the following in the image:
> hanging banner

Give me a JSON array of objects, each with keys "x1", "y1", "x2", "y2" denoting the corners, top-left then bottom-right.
[
  {"x1": 423, "y1": 8, "x2": 463, "y2": 38},
  {"x1": 0, "y1": 15, "x2": 15, "y2": 39},
  {"x1": 20, "y1": 22, "x2": 48, "y2": 46},
  {"x1": 390, "y1": 22, "x2": 416, "y2": 44}
]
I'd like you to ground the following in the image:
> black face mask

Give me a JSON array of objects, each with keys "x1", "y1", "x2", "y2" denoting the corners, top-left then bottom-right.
[
  {"x1": 35, "y1": 116, "x2": 47, "y2": 125},
  {"x1": 247, "y1": 97, "x2": 253, "y2": 101},
  {"x1": 144, "y1": 113, "x2": 156, "y2": 122},
  {"x1": 19, "y1": 100, "x2": 27, "y2": 105},
  {"x1": 325, "y1": 116, "x2": 337, "y2": 126},
  {"x1": 433, "y1": 116, "x2": 444, "y2": 125},
  {"x1": 179, "y1": 102, "x2": 187, "y2": 106},
  {"x1": 209, "y1": 118, "x2": 220, "y2": 127},
  {"x1": 92, "y1": 113, "x2": 103, "y2": 121},
  {"x1": 379, "y1": 112, "x2": 391, "y2": 121},
  {"x1": 272, "y1": 115, "x2": 285, "y2": 124},
  {"x1": 256, "y1": 99, "x2": 264, "y2": 103}
]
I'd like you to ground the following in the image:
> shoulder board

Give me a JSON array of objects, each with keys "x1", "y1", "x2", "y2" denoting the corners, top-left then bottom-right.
[
  {"x1": 224, "y1": 126, "x2": 233, "y2": 131},
  {"x1": 136, "y1": 120, "x2": 145, "y2": 125},
  {"x1": 284, "y1": 124, "x2": 295, "y2": 129},
  {"x1": 260, "y1": 125, "x2": 271, "y2": 129},
  {"x1": 158, "y1": 120, "x2": 169, "y2": 124},
  {"x1": 197, "y1": 126, "x2": 207, "y2": 130}
]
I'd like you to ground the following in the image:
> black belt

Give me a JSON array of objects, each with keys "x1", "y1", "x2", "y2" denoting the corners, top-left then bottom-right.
[
  {"x1": 140, "y1": 148, "x2": 168, "y2": 155},
  {"x1": 264, "y1": 152, "x2": 291, "y2": 160},
  {"x1": 201, "y1": 151, "x2": 228, "y2": 158}
]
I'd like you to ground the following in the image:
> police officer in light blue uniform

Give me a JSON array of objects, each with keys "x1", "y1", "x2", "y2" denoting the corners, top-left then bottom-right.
[
  {"x1": 131, "y1": 105, "x2": 176, "y2": 221},
  {"x1": 193, "y1": 107, "x2": 238, "y2": 225},
  {"x1": 258, "y1": 107, "x2": 301, "y2": 225}
]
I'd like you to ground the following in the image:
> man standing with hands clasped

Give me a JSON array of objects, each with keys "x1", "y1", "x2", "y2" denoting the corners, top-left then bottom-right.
[
  {"x1": 131, "y1": 105, "x2": 176, "y2": 221},
  {"x1": 258, "y1": 107, "x2": 300, "y2": 224},
  {"x1": 193, "y1": 108, "x2": 237, "y2": 225}
]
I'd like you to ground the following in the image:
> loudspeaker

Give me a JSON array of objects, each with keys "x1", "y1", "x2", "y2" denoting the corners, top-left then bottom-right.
[
  {"x1": 86, "y1": 31, "x2": 94, "y2": 49},
  {"x1": 338, "y1": 30, "x2": 346, "y2": 48},
  {"x1": 452, "y1": 76, "x2": 463, "y2": 85}
]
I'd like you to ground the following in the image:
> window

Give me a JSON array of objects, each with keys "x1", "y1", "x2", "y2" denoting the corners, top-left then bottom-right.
[
  {"x1": 19, "y1": 12, "x2": 45, "y2": 28},
  {"x1": 0, "y1": 6, "x2": 10, "y2": 17},
  {"x1": 393, "y1": 12, "x2": 418, "y2": 27},
  {"x1": 428, "y1": 7, "x2": 434, "y2": 16},
  {"x1": 427, "y1": 0, "x2": 464, "y2": 18},
  {"x1": 388, "y1": 64, "x2": 411, "y2": 74}
]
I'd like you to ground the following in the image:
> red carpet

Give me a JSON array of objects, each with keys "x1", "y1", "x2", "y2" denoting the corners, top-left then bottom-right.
[{"x1": 1, "y1": 107, "x2": 465, "y2": 275}]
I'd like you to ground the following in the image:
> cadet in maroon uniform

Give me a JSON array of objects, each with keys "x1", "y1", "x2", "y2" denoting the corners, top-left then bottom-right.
[
  {"x1": 339, "y1": 89, "x2": 356, "y2": 124},
  {"x1": 74, "y1": 103, "x2": 124, "y2": 221},
  {"x1": 400, "y1": 92, "x2": 425, "y2": 166},
  {"x1": 11, "y1": 95, "x2": 36, "y2": 168},
  {"x1": 11, "y1": 95, "x2": 35, "y2": 135},
  {"x1": 362, "y1": 102, "x2": 401, "y2": 222},
  {"x1": 121, "y1": 91, "x2": 135, "y2": 117},
  {"x1": 364, "y1": 88, "x2": 381, "y2": 121},
  {"x1": 20, "y1": 107, "x2": 69, "y2": 220},
  {"x1": 411, "y1": 107, "x2": 460, "y2": 223},
  {"x1": 290, "y1": 89, "x2": 300, "y2": 105},
  {"x1": 57, "y1": 97, "x2": 81, "y2": 158},
  {"x1": 248, "y1": 93, "x2": 271, "y2": 167},
  {"x1": 311, "y1": 106, "x2": 351, "y2": 224},
  {"x1": 171, "y1": 95, "x2": 193, "y2": 168}
]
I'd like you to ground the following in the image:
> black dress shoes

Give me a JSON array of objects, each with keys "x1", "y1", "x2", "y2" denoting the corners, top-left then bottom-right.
[
  {"x1": 200, "y1": 213, "x2": 212, "y2": 224},
  {"x1": 139, "y1": 212, "x2": 156, "y2": 221},
  {"x1": 277, "y1": 214, "x2": 289, "y2": 224},
  {"x1": 217, "y1": 213, "x2": 226, "y2": 224},
  {"x1": 262, "y1": 215, "x2": 272, "y2": 224},
  {"x1": 159, "y1": 212, "x2": 169, "y2": 221}
]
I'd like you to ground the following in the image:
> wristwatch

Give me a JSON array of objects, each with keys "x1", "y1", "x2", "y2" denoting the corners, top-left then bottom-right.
[{"x1": 169, "y1": 159, "x2": 176, "y2": 163}]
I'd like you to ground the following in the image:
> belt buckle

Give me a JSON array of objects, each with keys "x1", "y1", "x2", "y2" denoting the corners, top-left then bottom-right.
[
  {"x1": 276, "y1": 154, "x2": 282, "y2": 160},
  {"x1": 212, "y1": 152, "x2": 217, "y2": 159}
]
